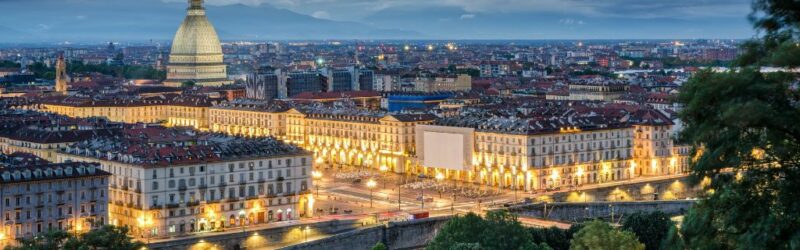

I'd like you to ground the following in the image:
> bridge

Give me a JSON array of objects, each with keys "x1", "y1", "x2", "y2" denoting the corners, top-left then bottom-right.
[{"x1": 509, "y1": 200, "x2": 696, "y2": 223}]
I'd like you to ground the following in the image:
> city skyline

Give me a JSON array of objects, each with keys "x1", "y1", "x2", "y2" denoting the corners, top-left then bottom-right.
[{"x1": 1, "y1": 0, "x2": 754, "y2": 43}]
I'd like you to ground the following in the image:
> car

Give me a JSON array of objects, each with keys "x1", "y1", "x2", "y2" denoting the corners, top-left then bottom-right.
[
  {"x1": 343, "y1": 209, "x2": 353, "y2": 214},
  {"x1": 352, "y1": 179, "x2": 362, "y2": 184}
]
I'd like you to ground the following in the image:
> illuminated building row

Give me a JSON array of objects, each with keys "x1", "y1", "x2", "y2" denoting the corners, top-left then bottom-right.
[
  {"x1": 34, "y1": 96, "x2": 217, "y2": 130},
  {"x1": 415, "y1": 110, "x2": 690, "y2": 191},
  {"x1": 52, "y1": 135, "x2": 314, "y2": 238},
  {"x1": 0, "y1": 159, "x2": 110, "y2": 244}
]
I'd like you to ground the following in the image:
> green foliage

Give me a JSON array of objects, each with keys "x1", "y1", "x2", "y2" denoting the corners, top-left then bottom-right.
[
  {"x1": 3, "y1": 225, "x2": 143, "y2": 250},
  {"x1": 621, "y1": 211, "x2": 672, "y2": 250},
  {"x1": 528, "y1": 224, "x2": 583, "y2": 250},
  {"x1": 25, "y1": 60, "x2": 165, "y2": 80},
  {"x1": 571, "y1": 69, "x2": 613, "y2": 78},
  {"x1": 677, "y1": 67, "x2": 800, "y2": 249},
  {"x1": 449, "y1": 243, "x2": 483, "y2": 250},
  {"x1": 673, "y1": 2, "x2": 800, "y2": 248},
  {"x1": 428, "y1": 211, "x2": 551, "y2": 250},
  {"x1": 371, "y1": 242, "x2": 388, "y2": 250},
  {"x1": 569, "y1": 220, "x2": 644, "y2": 250},
  {"x1": 0, "y1": 60, "x2": 21, "y2": 68},
  {"x1": 181, "y1": 81, "x2": 196, "y2": 88},
  {"x1": 659, "y1": 223, "x2": 684, "y2": 250},
  {"x1": 446, "y1": 65, "x2": 481, "y2": 77}
]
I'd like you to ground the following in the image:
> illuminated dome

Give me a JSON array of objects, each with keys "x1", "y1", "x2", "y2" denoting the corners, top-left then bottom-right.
[{"x1": 165, "y1": 0, "x2": 231, "y2": 87}]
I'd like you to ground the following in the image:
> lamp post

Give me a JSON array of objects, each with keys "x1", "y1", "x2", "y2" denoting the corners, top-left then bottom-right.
[
  {"x1": 137, "y1": 215, "x2": 155, "y2": 244},
  {"x1": 435, "y1": 172, "x2": 444, "y2": 199},
  {"x1": 366, "y1": 179, "x2": 377, "y2": 208},
  {"x1": 304, "y1": 226, "x2": 310, "y2": 243},
  {"x1": 312, "y1": 171, "x2": 323, "y2": 197}
]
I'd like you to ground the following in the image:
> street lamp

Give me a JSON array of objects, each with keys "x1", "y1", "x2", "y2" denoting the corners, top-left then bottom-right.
[
  {"x1": 137, "y1": 216, "x2": 153, "y2": 243},
  {"x1": 312, "y1": 171, "x2": 323, "y2": 197},
  {"x1": 435, "y1": 172, "x2": 444, "y2": 198},
  {"x1": 303, "y1": 226, "x2": 310, "y2": 243},
  {"x1": 366, "y1": 179, "x2": 377, "y2": 208}
]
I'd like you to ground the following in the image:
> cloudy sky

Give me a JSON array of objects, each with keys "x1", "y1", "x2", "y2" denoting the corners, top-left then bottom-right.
[
  {"x1": 171, "y1": 0, "x2": 751, "y2": 21},
  {"x1": 0, "y1": 0, "x2": 756, "y2": 42}
]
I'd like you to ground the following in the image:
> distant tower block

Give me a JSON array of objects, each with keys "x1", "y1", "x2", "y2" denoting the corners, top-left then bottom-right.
[
  {"x1": 164, "y1": 0, "x2": 231, "y2": 87},
  {"x1": 55, "y1": 54, "x2": 68, "y2": 95}
]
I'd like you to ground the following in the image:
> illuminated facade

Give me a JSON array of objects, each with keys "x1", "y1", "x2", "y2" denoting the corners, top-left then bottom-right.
[
  {"x1": 285, "y1": 108, "x2": 436, "y2": 173},
  {"x1": 54, "y1": 54, "x2": 68, "y2": 95},
  {"x1": 55, "y1": 137, "x2": 313, "y2": 238},
  {"x1": 164, "y1": 0, "x2": 231, "y2": 87},
  {"x1": 0, "y1": 161, "x2": 110, "y2": 243},
  {"x1": 415, "y1": 110, "x2": 689, "y2": 192},
  {"x1": 36, "y1": 97, "x2": 217, "y2": 130},
  {"x1": 208, "y1": 101, "x2": 289, "y2": 138}
]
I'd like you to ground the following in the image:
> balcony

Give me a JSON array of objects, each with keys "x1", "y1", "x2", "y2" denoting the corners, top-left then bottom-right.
[
  {"x1": 150, "y1": 204, "x2": 163, "y2": 210},
  {"x1": 257, "y1": 178, "x2": 266, "y2": 183},
  {"x1": 225, "y1": 197, "x2": 239, "y2": 202},
  {"x1": 199, "y1": 184, "x2": 208, "y2": 189},
  {"x1": 178, "y1": 185, "x2": 187, "y2": 192},
  {"x1": 121, "y1": 185, "x2": 129, "y2": 191},
  {"x1": 218, "y1": 182, "x2": 227, "y2": 188},
  {"x1": 166, "y1": 203, "x2": 180, "y2": 209},
  {"x1": 186, "y1": 201, "x2": 200, "y2": 207}
]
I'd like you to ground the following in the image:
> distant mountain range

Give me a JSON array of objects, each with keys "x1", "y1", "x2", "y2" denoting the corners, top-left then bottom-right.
[{"x1": 0, "y1": 0, "x2": 754, "y2": 43}]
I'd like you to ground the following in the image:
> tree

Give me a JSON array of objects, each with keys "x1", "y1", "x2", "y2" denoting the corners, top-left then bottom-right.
[
  {"x1": 371, "y1": 242, "x2": 388, "y2": 250},
  {"x1": 672, "y1": 0, "x2": 800, "y2": 248},
  {"x1": 181, "y1": 81, "x2": 196, "y2": 88},
  {"x1": 5, "y1": 229, "x2": 69, "y2": 250},
  {"x1": 428, "y1": 211, "x2": 551, "y2": 250},
  {"x1": 0, "y1": 60, "x2": 21, "y2": 68},
  {"x1": 528, "y1": 224, "x2": 583, "y2": 250},
  {"x1": 621, "y1": 211, "x2": 672, "y2": 250},
  {"x1": 69, "y1": 225, "x2": 143, "y2": 250},
  {"x1": 569, "y1": 220, "x2": 644, "y2": 250},
  {"x1": 4, "y1": 225, "x2": 143, "y2": 250}
]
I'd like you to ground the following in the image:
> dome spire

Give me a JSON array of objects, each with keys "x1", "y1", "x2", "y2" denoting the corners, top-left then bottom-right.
[{"x1": 188, "y1": 0, "x2": 205, "y2": 15}]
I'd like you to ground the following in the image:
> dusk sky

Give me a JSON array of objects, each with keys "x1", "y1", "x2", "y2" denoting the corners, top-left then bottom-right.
[{"x1": 0, "y1": 0, "x2": 756, "y2": 42}]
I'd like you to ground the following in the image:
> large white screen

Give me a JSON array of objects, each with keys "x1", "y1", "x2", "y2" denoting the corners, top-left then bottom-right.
[{"x1": 423, "y1": 132, "x2": 465, "y2": 170}]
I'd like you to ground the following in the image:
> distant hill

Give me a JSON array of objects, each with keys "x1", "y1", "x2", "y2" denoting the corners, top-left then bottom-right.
[
  {"x1": 0, "y1": 0, "x2": 419, "y2": 43},
  {"x1": 0, "y1": 0, "x2": 753, "y2": 42}
]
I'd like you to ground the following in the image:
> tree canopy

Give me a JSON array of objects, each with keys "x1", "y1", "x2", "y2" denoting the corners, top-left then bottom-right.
[
  {"x1": 25, "y1": 60, "x2": 165, "y2": 80},
  {"x1": 428, "y1": 211, "x2": 551, "y2": 250},
  {"x1": 674, "y1": 0, "x2": 800, "y2": 249},
  {"x1": 621, "y1": 211, "x2": 673, "y2": 250},
  {"x1": 4, "y1": 225, "x2": 144, "y2": 250},
  {"x1": 569, "y1": 220, "x2": 644, "y2": 250},
  {"x1": 528, "y1": 224, "x2": 584, "y2": 250}
]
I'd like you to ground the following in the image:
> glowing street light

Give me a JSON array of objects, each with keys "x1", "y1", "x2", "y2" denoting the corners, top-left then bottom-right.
[
  {"x1": 303, "y1": 226, "x2": 310, "y2": 242},
  {"x1": 366, "y1": 179, "x2": 377, "y2": 208},
  {"x1": 435, "y1": 172, "x2": 444, "y2": 198}
]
